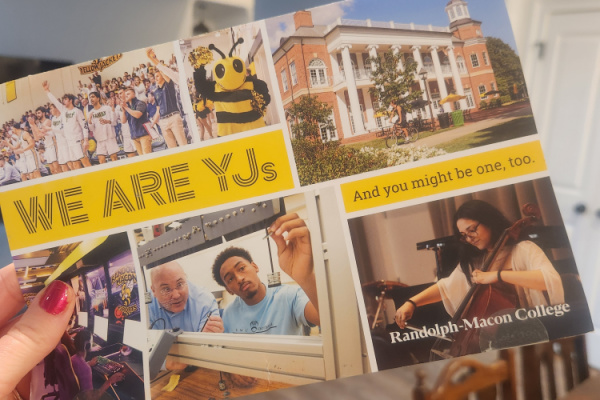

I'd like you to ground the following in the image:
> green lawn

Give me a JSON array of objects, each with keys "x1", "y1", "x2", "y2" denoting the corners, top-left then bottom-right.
[
  {"x1": 437, "y1": 115, "x2": 537, "y2": 153},
  {"x1": 344, "y1": 114, "x2": 537, "y2": 153}
]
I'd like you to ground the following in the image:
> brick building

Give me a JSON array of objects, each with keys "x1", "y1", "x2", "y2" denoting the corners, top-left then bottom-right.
[{"x1": 272, "y1": 0, "x2": 498, "y2": 141}]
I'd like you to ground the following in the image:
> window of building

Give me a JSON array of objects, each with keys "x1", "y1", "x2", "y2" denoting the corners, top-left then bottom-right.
[
  {"x1": 465, "y1": 88, "x2": 475, "y2": 108},
  {"x1": 478, "y1": 84, "x2": 487, "y2": 97},
  {"x1": 490, "y1": 82, "x2": 496, "y2": 91},
  {"x1": 456, "y1": 5, "x2": 464, "y2": 16},
  {"x1": 308, "y1": 58, "x2": 328, "y2": 87},
  {"x1": 456, "y1": 56, "x2": 467, "y2": 73},
  {"x1": 364, "y1": 57, "x2": 373, "y2": 74},
  {"x1": 372, "y1": 101, "x2": 388, "y2": 128},
  {"x1": 288, "y1": 117, "x2": 295, "y2": 139},
  {"x1": 290, "y1": 61, "x2": 298, "y2": 86},
  {"x1": 470, "y1": 54, "x2": 480, "y2": 68},
  {"x1": 281, "y1": 69, "x2": 289, "y2": 92},
  {"x1": 482, "y1": 52, "x2": 489, "y2": 66},
  {"x1": 449, "y1": 8, "x2": 455, "y2": 19},
  {"x1": 320, "y1": 123, "x2": 336, "y2": 141},
  {"x1": 432, "y1": 95, "x2": 441, "y2": 112}
]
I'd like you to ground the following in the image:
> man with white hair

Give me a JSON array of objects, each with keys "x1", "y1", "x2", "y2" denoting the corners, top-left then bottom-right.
[{"x1": 148, "y1": 260, "x2": 223, "y2": 333}]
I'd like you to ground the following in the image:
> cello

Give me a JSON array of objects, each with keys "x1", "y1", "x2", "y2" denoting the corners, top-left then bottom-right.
[{"x1": 430, "y1": 203, "x2": 541, "y2": 360}]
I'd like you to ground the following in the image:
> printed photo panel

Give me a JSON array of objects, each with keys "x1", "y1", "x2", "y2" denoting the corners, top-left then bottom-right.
[
  {"x1": 135, "y1": 189, "x2": 364, "y2": 398},
  {"x1": 265, "y1": 0, "x2": 537, "y2": 186},
  {"x1": 12, "y1": 232, "x2": 146, "y2": 399},
  {"x1": 348, "y1": 177, "x2": 593, "y2": 371},
  {"x1": 178, "y1": 21, "x2": 280, "y2": 140}
]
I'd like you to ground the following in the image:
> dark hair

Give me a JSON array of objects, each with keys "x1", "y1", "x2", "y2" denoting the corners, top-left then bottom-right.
[
  {"x1": 453, "y1": 200, "x2": 512, "y2": 284},
  {"x1": 212, "y1": 247, "x2": 253, "y2": 287},
  {"x1": 73, "y1": 329, "x2": 92, "y2": 353},
  {"x1": 12, "y1": 123, "x2": 20, "y2": 130},
  {"x1": 88, "y1": 91, "x2": 100, "y2": 99},
  {"x1": 36, "y1": 106, "x2": 47, "y2": 114},
  {"x1": 62, "y1": 93, "x2": 77, "y2": 103}
]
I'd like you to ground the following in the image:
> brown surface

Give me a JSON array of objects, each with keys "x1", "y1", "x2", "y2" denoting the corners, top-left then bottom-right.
[
  {"x1": 151, "y1": 366, "x2": 294, "y2": 399},
  {"x1": 560, "y1": 375, "x2": 600, "y2": 399}
]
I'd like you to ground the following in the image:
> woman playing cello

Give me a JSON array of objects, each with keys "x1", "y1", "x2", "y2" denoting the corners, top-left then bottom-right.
[{"x1": 395, "y1": 200, "x2": 564, "y2": 355}]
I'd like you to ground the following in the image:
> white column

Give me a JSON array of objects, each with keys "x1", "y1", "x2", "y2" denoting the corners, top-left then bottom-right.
[
  {"x1": 365, "y1": 45, "x2": 379, "y2": 130},
  {"x1": 412, "y1": 45, "x2": 429, "y2": 119},
  {"x1": 366, "y1": 44, "x2": 378, "y2": 77},
  {"x1": 367, "y1": 44, "x2": 378, "y2": 59},
  {"x1": 330, "y1": 53, "x2": 342, "y2": 86},
  {"x1": 356, "y1": 52, "x2": 365, "y2": 80},
  {"x1": 335, "y1": 90, "x2": 353, "y2": 139},
  {"x1": 430, "y1": 46, "x2": 450, "y2": 112},
  {"x1": 411, "y1": 46, "x2": 424, "y2": 72},
  {"x1": 363, "y1": 88, "x2": 377, "y2": 131},
  {"x1": 391, "y1": 44, "x2": 404, "y2": 71},
  {"x1": 339, "y1": 44, "x2": 365, "y2": 135},
  {"x1": 447, "y1": 46, "x2": 468, "y2": 109}
]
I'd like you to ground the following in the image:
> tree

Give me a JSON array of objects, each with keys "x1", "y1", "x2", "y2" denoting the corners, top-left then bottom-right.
[
  {"x1": 368, "y1": 50, "x2": 422, "y2": 117},
  {"x1": 287, "y1": 95, "x2": 335, "y2": 140},
  {"x1": 486, "y1": 37, "x2": 526, "y2": 99}
]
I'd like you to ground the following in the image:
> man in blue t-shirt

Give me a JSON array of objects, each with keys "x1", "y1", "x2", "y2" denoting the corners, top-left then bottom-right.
[
  {"x1": 148, "y1": 261, "x2": 223, "y2": 333},
  {"x1": 212, "y1": 213, "x2": 320, "y2": 335}
]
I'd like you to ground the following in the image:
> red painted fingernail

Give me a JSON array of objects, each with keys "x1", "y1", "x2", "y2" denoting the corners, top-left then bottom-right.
[{"x1": 39, "y1": 280, "x2": 70, "y2": 315}]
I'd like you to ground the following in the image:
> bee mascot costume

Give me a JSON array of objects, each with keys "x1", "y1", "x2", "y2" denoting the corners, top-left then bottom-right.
[{"x1": 191, "y1": 38, "x2": 271, "y2": 136}]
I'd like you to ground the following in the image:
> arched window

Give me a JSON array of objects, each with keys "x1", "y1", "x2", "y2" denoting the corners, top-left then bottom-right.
[
  {"x1": 364, "y1": 57, "x2": 373, "y2": 73},
  {"x1": 308, "y1": 58, "x2": 328, "y2": 87}
]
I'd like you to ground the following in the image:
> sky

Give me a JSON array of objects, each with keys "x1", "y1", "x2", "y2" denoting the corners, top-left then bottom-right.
[{"x1": 265, "y1": 0, "x2": 517, "y2": 53}]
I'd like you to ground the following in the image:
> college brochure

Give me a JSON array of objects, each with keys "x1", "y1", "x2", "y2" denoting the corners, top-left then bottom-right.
[{"x1": 0, "y1": 0, "x2": 592, "y2": 398}]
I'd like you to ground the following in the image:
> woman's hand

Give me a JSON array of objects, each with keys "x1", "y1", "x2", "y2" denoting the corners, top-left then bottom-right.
[
  {"x1": 471, "y1": 270, "x2": 498, "y2": 285},
  {"x1": 0, "y1": 264, "x2": 75, "y2": 398},
  {"x1": 395, "y1": 301, "x2": 416, "y2": 329}
]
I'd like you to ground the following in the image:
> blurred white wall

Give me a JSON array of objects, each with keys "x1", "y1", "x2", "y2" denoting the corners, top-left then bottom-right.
[{"x1": 0, "y1": 0, "x2": 331, "y2": 64}]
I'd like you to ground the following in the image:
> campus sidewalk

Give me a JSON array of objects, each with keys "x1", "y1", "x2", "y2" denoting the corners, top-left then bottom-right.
[{"x1": 341, "y1": 101, "x2": 533, "y2": 148}]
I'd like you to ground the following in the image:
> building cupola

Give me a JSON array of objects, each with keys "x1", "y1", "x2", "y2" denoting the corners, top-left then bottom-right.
[{"x1": 445, "y1": 0, "x2": 471, "y2": 24}]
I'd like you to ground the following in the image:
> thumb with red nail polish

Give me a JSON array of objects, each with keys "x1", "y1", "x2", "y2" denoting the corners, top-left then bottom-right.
[{"x1": 0, "y1": 265, "x2": 75, "y2": 398}]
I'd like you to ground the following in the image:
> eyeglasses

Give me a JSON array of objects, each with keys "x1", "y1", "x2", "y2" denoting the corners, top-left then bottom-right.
[
  {"x1": 457, "y1": 222, "x2": 480, "y2": 243},
  {"x1": 159, "y1": 281, "x2": 187, "y2": 297}
]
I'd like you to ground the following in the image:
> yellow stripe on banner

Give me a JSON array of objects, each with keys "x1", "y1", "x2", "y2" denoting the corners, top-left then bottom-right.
[
  {"x1": 341, "y1": 141, "x2": 547, "y2": 213},
  {"x1": 45, "y1": 236, "x2": 108, "y2": 285},
  {"x1": 1, "y1": 130, "x2": 294, "y2": 250}
]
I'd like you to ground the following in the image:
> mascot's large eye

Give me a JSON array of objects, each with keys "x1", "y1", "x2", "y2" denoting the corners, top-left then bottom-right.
[
  {"x1": 215, "y1": 63, "x2": 226, "y2": 79},
  {"x1": 233, "y1": 59, "x2": 244, "y2": 73}
]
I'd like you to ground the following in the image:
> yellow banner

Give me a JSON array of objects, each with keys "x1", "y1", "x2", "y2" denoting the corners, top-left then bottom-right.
[
  {"x1": 342, "y1": 141, "x2": 547, "y2": 213},
  {"x1": 5, "y1": 81, "x2": 17, "y2": 103},
  {"x1": 1, "y1": 130, "x2": 294, "y2": 250}
]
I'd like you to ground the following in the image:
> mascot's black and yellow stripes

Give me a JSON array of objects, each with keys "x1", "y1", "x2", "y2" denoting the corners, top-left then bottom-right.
[{"x1": 193, "y1": 38, "x2": 271, "y2": 136}]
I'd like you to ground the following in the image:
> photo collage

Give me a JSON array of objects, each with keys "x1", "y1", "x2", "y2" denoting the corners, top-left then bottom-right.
[{"x1": 0, "y1": 1, "x2": 593, "y2": 399}]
